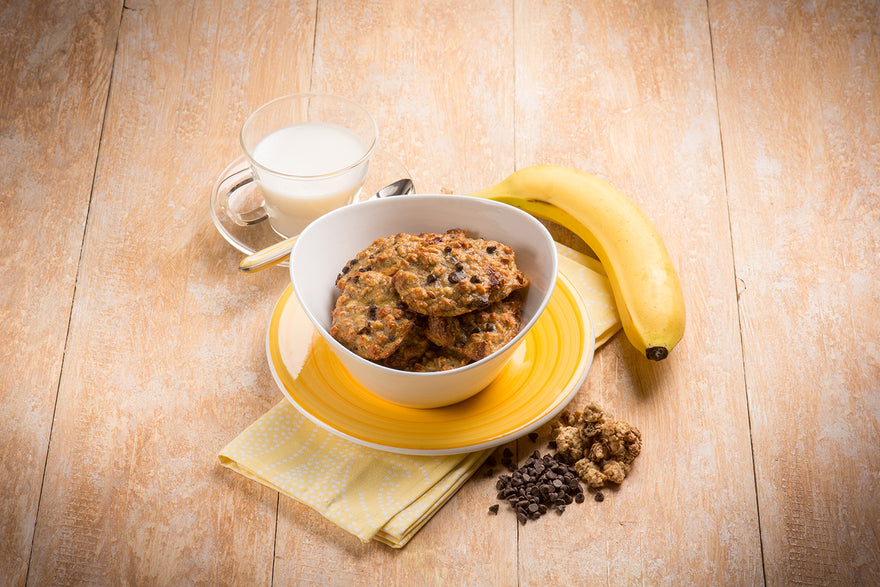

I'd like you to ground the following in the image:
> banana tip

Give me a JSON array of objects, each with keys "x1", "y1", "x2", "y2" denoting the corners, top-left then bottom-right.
[{"x1": 646, "y1": 347, "x2": 668, "y2": 361}]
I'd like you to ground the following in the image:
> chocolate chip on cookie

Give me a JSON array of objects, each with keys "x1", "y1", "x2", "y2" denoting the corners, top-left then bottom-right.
[
  {"x1": 335, "y1": 233, "x2": 414, "y2": 291},
  {"x1": 426, "y1": 291, "x2": 523, "y2": 361},
  {"x1": 377, "y1": 317, "x2": 432, "y2": 371},
  {"x1": 329, "y1": 271, "x2": 415, "y2": 360},
  {"x1": 391, "y1": 231, "x2": 527, "y2": 317}
]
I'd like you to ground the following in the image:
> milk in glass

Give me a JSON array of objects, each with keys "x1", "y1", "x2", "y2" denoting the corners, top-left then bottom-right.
[{"x1": 253, "y1": 122, "x2": 368, "y2": 237}]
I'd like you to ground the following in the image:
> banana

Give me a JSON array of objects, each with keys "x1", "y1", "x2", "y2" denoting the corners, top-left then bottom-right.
[{"x1": 469, "y1": 165, "x2": 685, "y2": 360}]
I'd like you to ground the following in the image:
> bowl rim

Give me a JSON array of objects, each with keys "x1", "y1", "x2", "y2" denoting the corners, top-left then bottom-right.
[{"x1": 289, "y1": 193, "x2": 559, "y2": 378}]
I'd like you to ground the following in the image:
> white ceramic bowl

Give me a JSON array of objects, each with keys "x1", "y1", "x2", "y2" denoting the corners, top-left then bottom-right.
[{"x1": 290, "y1": 194, "x2": 558, "y2": 408}]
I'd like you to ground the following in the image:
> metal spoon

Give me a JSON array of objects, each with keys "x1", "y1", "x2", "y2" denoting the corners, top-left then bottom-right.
[{"x1": 238, "y1": 178, "x2": 415, "y2": 273}]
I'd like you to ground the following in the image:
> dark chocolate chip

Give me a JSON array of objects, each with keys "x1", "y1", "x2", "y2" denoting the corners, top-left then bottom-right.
[{"x1": 490, "y1": 450, "x2": 590, "y2": 525}]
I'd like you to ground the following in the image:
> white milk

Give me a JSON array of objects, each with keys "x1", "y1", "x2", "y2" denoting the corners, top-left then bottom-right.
[{"x1": 253, "y1": 122, "x2": 369, "y2": 237}]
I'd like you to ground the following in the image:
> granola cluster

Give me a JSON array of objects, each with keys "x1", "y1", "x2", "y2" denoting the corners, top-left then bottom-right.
[{"x1": 550, "y1": 402, "x2": 642, "y2": 489}]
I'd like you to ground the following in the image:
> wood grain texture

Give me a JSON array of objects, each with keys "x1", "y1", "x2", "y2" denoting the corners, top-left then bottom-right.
[
  {"x1": 710, "y1": 0, "x2": 880, "y2": 583},
  {"x1": 513, "y1": 0, "x2": 762, "y2": 583},
  {"x1": 7, "y1": 0, "x2": 879, "y2": 583},
  {"x1": 0, "y1": 1, "x2": 120, "y2": 585},
  {"x1": 27, "y1": 0, "x2": 316, "y2": 584},
  {"x1": 310, "y1": 0, "x2": 517, "y2": 195}
]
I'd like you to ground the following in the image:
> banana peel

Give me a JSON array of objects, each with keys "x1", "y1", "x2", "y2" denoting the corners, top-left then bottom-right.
[{"x1": 469, "y1": 165, "x2": 685, "y2": 360}]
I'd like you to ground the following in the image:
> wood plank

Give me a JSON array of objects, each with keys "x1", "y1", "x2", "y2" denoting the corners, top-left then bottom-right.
[
  {"x1": 270, "y1": 1, "x2": 519, "y2": 583},
  {"x1": 0, "y1": 2, "x2": 121, "y2": 585},
  {"x1": 710, "y1": 0, "x2": 880, "y2": 583},
  {"x1": 513, "y1": 1, "x2": 763, "y2": 583},
  {"x1": 311, "y1": 0, "x2": 517, "y2": 194},
  {"x1": 15, "y1": 0, "x2": 875, "y2": 582},
  {"x1": 27, "y1": 0, "x2": 316, "y2": 583}
]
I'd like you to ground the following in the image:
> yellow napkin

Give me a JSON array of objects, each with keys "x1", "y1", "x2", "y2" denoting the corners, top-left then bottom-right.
[
  {"x1": 219, "y1": 244, "x2": 619, "y2": 548},
  {"x1": 554, "y1": 243, "x2": 619, "y2": 346}
]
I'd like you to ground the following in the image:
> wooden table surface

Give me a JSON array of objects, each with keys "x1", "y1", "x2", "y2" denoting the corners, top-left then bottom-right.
[{"x1": 2, "y1": 1, "x2": 878, "y2": 585}]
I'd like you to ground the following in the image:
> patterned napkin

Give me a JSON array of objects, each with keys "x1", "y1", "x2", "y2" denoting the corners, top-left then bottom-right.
[{"x1": 219, "y1": 244, "x2": 619, "y2": 548}]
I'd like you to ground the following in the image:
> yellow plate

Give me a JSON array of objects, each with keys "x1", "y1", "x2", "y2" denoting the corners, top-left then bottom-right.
[{"x1": 266, "y1": 270, "x2": 594, "y2": 455}]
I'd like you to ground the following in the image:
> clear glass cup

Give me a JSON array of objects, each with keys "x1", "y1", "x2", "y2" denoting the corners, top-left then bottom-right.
[{"x1": 217, "y1": 93, "x2": 377, "y2": 238}]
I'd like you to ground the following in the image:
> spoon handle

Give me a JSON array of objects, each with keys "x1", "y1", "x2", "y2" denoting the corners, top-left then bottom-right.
[
  {"x1": 239, "y1": 236, "x2": 297, "y2": 272},
  {"x1": 238, "y1": 178, "x2": 414, "y2": 274}
]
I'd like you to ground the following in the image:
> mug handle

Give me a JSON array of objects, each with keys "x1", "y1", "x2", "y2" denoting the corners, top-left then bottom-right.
[{"x1": 212, "y1": 157, "x2": 268, "y2": 226}]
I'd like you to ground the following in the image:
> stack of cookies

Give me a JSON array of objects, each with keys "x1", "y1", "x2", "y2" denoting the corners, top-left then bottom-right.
[{"x1": 329, "y1": 229, "x2": 529, "y2": 372}]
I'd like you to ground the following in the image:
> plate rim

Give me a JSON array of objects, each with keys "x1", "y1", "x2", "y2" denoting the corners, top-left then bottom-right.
[{"x1": 265, "y1": 270, "x2": 594, "y2": 455}]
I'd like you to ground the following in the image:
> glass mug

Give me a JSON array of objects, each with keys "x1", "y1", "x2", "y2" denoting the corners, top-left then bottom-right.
[{"x1": 217, "y1": 93, "x2": 377, "y2": 238}]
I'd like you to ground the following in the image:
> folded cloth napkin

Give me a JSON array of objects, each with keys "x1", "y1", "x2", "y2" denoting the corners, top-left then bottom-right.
[{"x1": 219, "y1": 244, "x2": 619, "y2": 548}]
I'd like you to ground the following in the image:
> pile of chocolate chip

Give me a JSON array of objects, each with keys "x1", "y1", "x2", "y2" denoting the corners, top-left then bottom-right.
[{"x1": 491, "y1": 450, "x2": 585, "y2": 524}]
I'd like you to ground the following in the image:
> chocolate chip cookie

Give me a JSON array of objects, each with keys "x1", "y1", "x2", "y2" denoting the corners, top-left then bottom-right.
[
  {"x1": 411, "y1": 345, "x2": 472, "y2": 372},
  {"x1": 330, "y1": 228, "x2": 529, "y2": 372},
  {"x1": 377, "y1": 318, "x2": 432, "y2": 371},
  {"x1": 426, "y1": 291, "x2": 523, "y2": 361},
  {"x1": 391, "y1": 231, "x2": 528, "y2": 317},
  {"x1": 335, "y1": 233, "x2": 410, "y2": 291},
  {"x1": 329, "y1": 271, "x2": 414, "y2": 360}
]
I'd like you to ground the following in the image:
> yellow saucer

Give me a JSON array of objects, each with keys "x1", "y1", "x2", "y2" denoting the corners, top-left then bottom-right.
[{"x1": 266, "y1": 270, "x2": 594, "y2": 455}]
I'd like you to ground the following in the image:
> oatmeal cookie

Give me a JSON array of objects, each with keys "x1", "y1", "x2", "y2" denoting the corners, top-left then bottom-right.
[
  {"x1": 329, "y1": 271, "x2": 414, "y2": 360},
  {"x1": 335, "y1": 229, "x2": 470, "y2": 291},
  {"x1": 377, "y1": 318, "x2": 432, "y2": 371},
  {"x1": 335, "y1": 233, "x2": 410, "y2": 291},
  {"x1": 392, "y1": 231, "x2": 528, "y2": 316},
  {"x1": 425, "y1": 292, "x2": 523, "y2": 361},
  {"x1": 411, "y1": 345, "x2": 472, "y2": 372}
]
